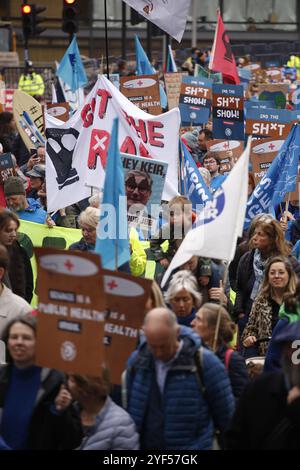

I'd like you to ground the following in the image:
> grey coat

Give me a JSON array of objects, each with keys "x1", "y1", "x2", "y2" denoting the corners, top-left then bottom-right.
[{"x1": 78, "y1": 397, "x2": 139, "y2": 450}]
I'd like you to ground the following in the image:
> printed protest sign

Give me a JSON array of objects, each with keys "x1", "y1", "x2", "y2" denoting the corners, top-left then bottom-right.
[
  {"x1": 121, "y1": 153, "x2": 168, "y2": 233},
  {"x1": 258, "y1": 83, "x2": 288, "y2": 109},
  {"x1": 207, "y1": 140, "x2": 244, "y2": 175},
  {"x1": 46, "y1": 102, "x2": 70, "y2": 122},
  {"x1": 4, "y1": 89, "x2": 14, "y2": 112},
  {"x1": 164, "y1": 72, "x2": 187, "y2": 110},
  {"x1": 0, "y1": 152, "x2": 15, "y2": 184},
  {"x1": 35, "y1": 247, "x2": 106, "y2": 376},
  {"x1": 120, "y1": 74, "x2": 161, "y2": 115},
  {"x1": 212, "y1": 84, "x2": 244, "y2": 140},
  {"x1": 103, "y1": 270, "x2": 152, "y2": 385},
  {"x1": 265, "y1": 68, "x2": 283, "y2": 83},
  {"x1": 250, "y1": 138, "x2": 285, "y2": 185},
  {"x1": 179, "y1": 76, "x2": 212, "y2": 126},
  {"x1": 246, "y1": 108, "x2": 293, "y2": 139}
]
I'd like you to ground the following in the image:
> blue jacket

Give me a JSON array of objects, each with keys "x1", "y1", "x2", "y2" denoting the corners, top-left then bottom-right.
[
  {"x1": 126, "y1": 326, "x2": 234, "y2": 450},
  {"x1": 18, "y1": 198, "x2": 47, "y2": 224}
]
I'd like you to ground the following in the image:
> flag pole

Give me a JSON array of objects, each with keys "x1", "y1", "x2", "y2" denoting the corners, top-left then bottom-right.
[
  {"x1": 212, "y1": 263, "x2": 229, "y2": 353},
  {"x1": 104, "y1": 0, "x2": 110, "y2": 80}
]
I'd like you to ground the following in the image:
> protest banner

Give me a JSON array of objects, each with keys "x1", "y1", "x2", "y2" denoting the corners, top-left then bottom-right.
[
  {"x1": 245, "y1": 101, "x2": 275, "y2": 113},
  {"x1": 207, "y1": 140, "x2": 244, "y2": 175},
  {"x1": 0, "y1": 152, "x2": 15, "y2": 184},
  {"x1": 103, "y1": 269, "x2": 152, "y2": 385},
  {"x1": 13, "y1": 90, "x2": 45, "y2": 150},
  {"x1": 257, "y1": 83, "x2": 288, "y2": 109},
  {"x1": 35, "y1": 247, "x2": 106, "y2": 376},
  {"x1": 46, "y1": 102, "x2": 70, "y2": 122},
  {"x1": 121, "y1": 153, "x2": 168, "y2": 233},
  {"x1": 179, "y1": 76, "x2": 212, "y2": 126},
  {"x1": 212, "y1": 84, "x2": 244, "y2": 140},
  {"x1": 120, "y1": 74, "x2": 161, "y2": 115},
  {"x1": 45, "y1": 75, "x2": 180, "y2": 213},
  {"x1": 250, "y1": 137, "x2": 285, "y2": 185},
  {"x1": 245, "y1": 108, "x2": 293, "y2": 139},
  {"x1": 164, "y1": 72, "x2": 187, "y2": 110}
]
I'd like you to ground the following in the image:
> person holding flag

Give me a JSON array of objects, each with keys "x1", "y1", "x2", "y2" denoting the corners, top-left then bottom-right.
[{"x1": 94, "y1": 118, "x2": 146, "y2": 277}]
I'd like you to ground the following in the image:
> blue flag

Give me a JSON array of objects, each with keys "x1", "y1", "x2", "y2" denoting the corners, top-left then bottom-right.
[
  {"x1": 135, "y1": 35, "x2": 167, "y2": 109},
  {"x1": 166, "y1": 45, "x2": 177, "y2": 73},
  {"x1": 181, "y1": 143, "x2": 212, "y2": 210},
  {"x1": 95, "y1": 118, "x2": 130, "y2": 270},
  {"x1": 244, "y1": 124, "x2": 300, "y2": 229},
  {"x1": 56, "y1": 36, "x2": 88, "y2": 93}
]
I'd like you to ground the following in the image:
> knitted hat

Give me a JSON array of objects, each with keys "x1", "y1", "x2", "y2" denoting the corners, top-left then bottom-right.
[{"x1": 3, "y1": 176, "x2": 26, "y2": 197}]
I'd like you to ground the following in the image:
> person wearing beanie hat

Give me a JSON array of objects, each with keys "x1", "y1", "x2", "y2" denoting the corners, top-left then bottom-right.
[
  {"x1": 4, "y1": 176, "x2": 47, "y2": 224},
  {"x1": 227, "y1": 320, "x2": 300, "y2": 450}
]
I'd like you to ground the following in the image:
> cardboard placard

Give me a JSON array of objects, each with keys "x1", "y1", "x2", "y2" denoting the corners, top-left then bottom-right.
[
  {"x1": 250, "y1": 137, "x2": 285, "y2": 185},
  {"x1": 265, "y1": 68, "x2": 283, "y2": 83},
  {"x1": 164, "y1": 72, "x2": 187, "y2": 110},
  {"x1": 102, "y1": 270, "x2": 152, "y2": 385},
  {"x1": 207, "y1": 140, "x2": 244, "y2": 175},
  {"x1": 0, "y1": 152, "x2": 15, "y2": 184},
  {"x1": 245, "y1": 108, "x2": 293, "y2": 139},
  {"x1": 257, "y1": 83, "x2": 288, "y2": 109},
  {"x1": 179, "y1": 76, "x2": 212, "y2": 126},
  {"x1": 120, "y1": 74, "x2": 162, "y2": 115},
  {"x1": 212, "y1": 84, "x2": 244, "y2": 140},
  {"x1": 4, "y1": 89, "x2": 14, "y2": 112},
  {"x1": 121, "y1": 152, "x2": 168, "y2": 233},
  {"x1": 35, "y1": 247, "x2": 106, "y2": 376},
  {"x1": 46, "y1": 102, "x2": 70, "y2": 122}
]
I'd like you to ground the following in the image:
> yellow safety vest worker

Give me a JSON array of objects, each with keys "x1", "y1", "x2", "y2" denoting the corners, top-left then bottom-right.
[
  {"x1": 18, "y1": 72, "x2": 45, "y2": 97},
  {"x1": 287, "y1": 55, "x2": 300, "y2": 78}
]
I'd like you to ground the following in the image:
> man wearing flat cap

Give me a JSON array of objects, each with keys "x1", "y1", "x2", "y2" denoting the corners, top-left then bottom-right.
[
  {"x1": 26, "y1": 164, "x2": 45, "y2": 200},
  {"x1": 4, "y1": 176, "x2": 46, "y2": 224}
]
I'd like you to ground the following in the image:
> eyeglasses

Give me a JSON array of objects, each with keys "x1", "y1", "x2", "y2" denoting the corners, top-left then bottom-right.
[
  {"x1": 125, "y1": 178, "x2": 150, "y2": 194},
  {"x1": 204, "y1": 160, "x2": 217, "y2": 165}
]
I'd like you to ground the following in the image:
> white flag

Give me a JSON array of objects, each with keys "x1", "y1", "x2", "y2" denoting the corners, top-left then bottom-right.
[
  {"x1": 161, "y1": 139, "x2": 251, "y2": 287},
  {"x1": 123, "y1": 0, "x2": 191, "y2": 43}
]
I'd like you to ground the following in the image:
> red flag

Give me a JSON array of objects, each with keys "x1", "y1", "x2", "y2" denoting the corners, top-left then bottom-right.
[{"x1": 209, "y1": 11, "x2": 240, "y2": 85}]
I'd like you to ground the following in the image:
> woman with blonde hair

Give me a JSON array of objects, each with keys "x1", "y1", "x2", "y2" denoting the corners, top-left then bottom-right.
[
  {"x1": 242, "y1": 255, "x2": 298, "y2": 357},
  {"x1": 69, "y1": 207, "x2": 100, "y2": 252},
  {"x1": 145, "y1": 281, "x2": 166, "y2": 313},
  {"x1": 191, "y1": 303, "x2": 248, "y2": 399},
  {"x1": 165, "y1": 270, "x2": 202, "y2": 326}
]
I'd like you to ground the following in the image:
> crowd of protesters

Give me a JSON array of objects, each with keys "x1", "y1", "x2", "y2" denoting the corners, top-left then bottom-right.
[{"x1": 1, "y1": 41, "x2": 300, "y2": 452}]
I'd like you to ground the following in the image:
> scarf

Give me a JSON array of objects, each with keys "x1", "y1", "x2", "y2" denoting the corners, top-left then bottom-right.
[
  {"x1": 279, "y1": 303, "x2": 300, "y2": 323},
  {"x1": 251, "y1": 249, "x2": 268, "y2": 300}
]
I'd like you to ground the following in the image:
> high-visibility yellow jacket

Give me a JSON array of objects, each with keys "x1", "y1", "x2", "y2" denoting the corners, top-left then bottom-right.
[
  {"x1": 287, "y1": 55, "x2": 300, "y2": 78},
  {"x1": 18, "y1": 72, "x2": 45, "y2": 97}
]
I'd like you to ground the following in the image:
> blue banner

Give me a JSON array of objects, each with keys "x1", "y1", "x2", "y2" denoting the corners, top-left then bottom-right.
[
  {"x1": 212, "y1": 84, "x2": 244, "y2": 140},
  {"x1": 181, "y1": 143, "x2": 212, "y2": 211}
]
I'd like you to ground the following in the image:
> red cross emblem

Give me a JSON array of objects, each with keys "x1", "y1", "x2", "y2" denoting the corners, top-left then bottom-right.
[
  {"x1": 64, "y1": 259, "x2": 74, "y2": 271},
  {"x1": 137, "y1": 80, "x2": 144, "y2": 87},
  {"x1": 223, "y1": 142, "x2": 229, "y2": 149},
  {"x1": 268, "y1": 143, "x2": 275, "y2": 150},
  {"x1": 107, "y1": 280, "x2": 118, "y2": 290}
]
